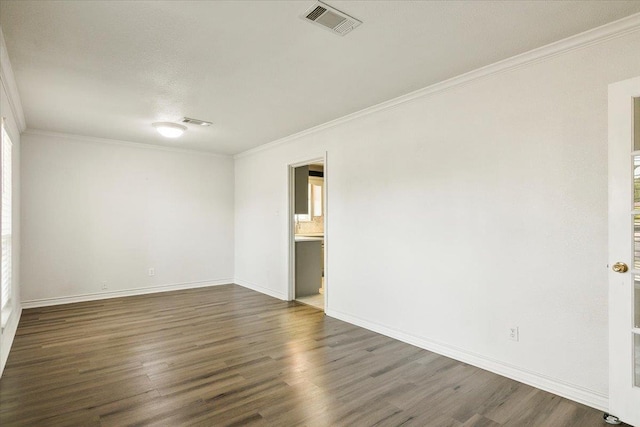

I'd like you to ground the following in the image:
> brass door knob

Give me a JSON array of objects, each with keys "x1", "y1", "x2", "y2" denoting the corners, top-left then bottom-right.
[{"x1": 612, "y1": 262, "x2": 629, "y2": 273}]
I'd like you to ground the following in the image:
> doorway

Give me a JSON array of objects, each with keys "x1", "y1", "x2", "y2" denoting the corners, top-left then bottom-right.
[
  {"x1": 288, "y1": 155, "x2": 327, "y2": 311},
  {"x1": 608, "y1": 76, "x2": 640, "y2": 426}
]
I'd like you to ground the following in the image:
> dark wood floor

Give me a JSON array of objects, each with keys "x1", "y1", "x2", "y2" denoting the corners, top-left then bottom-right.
[{"x1": 0, "y1": 285, "x2": 608, "y2": 426}]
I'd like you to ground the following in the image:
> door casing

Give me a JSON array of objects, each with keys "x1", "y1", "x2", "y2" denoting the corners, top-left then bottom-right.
[{"x1": 287, "y1": 153, "x2": 328, "y2": 311}]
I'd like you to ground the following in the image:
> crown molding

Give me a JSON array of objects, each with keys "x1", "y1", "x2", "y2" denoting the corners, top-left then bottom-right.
[
  {"x1": 235, "y1": 12, "x2": 640, "y2": 160},
  {"x1": 0, "y1": 25, "x2": 26, "y2": 133},
  {"x1": 22, "y1": 129, "x2": 233, "y2": 158}
]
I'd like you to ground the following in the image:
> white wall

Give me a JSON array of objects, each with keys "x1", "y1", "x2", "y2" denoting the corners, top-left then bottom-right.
[
  {"x1": 234, "y1": 30, "x2": 640, "y2": 408},
  {"x1": 21, "y1": 132, "x2": 234, "y2": 304},
  {"x1": 0, "y1": 25, "x2": 24, "y2": 375}
]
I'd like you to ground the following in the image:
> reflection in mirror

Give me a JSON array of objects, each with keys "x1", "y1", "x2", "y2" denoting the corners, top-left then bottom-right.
[
  {"x1": 294, "y1": 164, "x2": 324, "y2": 236},
  {"x1": 312, "y1": 185, "x2": 322, "y2": 217}
]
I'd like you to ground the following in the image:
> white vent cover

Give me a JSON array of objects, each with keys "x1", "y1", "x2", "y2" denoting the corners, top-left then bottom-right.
[
  {"x1": 181, "y1": 117, "x2": 212, "y2": 126},
  {"x1": 301, "y1": 1, "x2": 362, "y2": 36}
]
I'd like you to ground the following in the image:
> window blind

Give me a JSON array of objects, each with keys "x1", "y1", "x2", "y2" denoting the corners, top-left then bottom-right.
[{"x1": 1, "y1": 122, "x2": 12, "y2": 312}]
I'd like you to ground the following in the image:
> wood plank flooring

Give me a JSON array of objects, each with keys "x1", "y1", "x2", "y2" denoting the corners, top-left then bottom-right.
[{"x1": 0, "y1": 285, "x2": 609, "y2": 426}]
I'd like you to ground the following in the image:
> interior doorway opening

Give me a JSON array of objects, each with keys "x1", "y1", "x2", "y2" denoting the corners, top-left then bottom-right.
[{"x1": 289, "y1": 156, "x2": 326, "y2": 311}]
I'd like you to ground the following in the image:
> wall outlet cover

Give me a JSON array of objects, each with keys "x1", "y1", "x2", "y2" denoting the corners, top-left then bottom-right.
[{"x1": 509, "y1": 326, "x2": 519, "y2": 341}]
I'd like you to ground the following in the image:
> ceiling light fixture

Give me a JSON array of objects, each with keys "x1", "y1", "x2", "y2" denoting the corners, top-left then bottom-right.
[{"x1": 152, "y1": 122, "x2": 187, "y2": 138}]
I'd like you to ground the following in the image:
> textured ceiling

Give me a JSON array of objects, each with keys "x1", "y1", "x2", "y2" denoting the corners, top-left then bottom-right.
[{"x1": 2, "y1": 1, "x2": 640, "y2": 155}]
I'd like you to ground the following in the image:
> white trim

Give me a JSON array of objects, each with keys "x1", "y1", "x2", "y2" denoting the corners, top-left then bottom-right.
[
  {"x1": 0, "y1": 305, "x2": 21, "y2": 377},
  {"x1": 234, "y1": 279, "x2": 287, "y2": 301},
  {"x1": 235, "y1": 12, "x2": 640, "y2": 160},
  {"x1": 0, "y1": 25, "x2": 26, "y2": 133},
  {"x1": 323, "y1": 152, "x2": 329, "y2": 312},
  {"x1": 0, "y1": 307, "x2": 11, "y2": 330},
  {"x1": 288, "y1": 165, "x2": 296, "y2": 302},
  {"x1": 288, "y1": 155, "x2": 326, "y2": 169},
  {"x1": 22, "y1": 129, "x2": 232, "y2": 158},
  {"x1": 21, "y1": 279, "x2": 233, "y2": 309},
  {"x1": 326, "y1": 308, "x2": 609, "y2": 412}
]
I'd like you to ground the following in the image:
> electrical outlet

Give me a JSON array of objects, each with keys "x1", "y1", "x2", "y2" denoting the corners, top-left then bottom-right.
[
  {"x1": 101, "y1": 281, "x2": 108, "y2": 290},
  {"x1": 148, "y1": 268, "x2": 155, "y2": 276},
  {"x1": 509, "y1": 326, "x2": 519, "y2": 342}
]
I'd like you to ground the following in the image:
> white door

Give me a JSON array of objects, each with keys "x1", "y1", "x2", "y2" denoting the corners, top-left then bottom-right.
[{"x1": 609, "y1": 76, "x2": 640, "y2": 426}]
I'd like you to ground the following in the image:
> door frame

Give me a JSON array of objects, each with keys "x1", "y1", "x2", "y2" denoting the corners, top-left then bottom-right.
[
  {"x1": 287, "y1": 153, "x2": 328, "y2": 311},
  {"x1": 608, "y1": 76, "x2": 640, "y2": 425}
]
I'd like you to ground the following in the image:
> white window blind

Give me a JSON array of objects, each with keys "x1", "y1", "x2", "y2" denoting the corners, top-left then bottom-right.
[{"x1": 1, "y1": 120, "x2": 12, "y2": 313}]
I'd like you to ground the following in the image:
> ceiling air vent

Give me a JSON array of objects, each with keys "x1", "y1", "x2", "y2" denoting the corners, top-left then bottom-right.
[
  {"x1": 181, "y1": 117, "x2": 212, "y2": 126},
  {"x1": 301, "y1": 1, "x2": 362, "y2": 36}
]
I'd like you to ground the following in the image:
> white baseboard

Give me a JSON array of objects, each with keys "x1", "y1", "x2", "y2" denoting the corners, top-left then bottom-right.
[
  {"x1": 325, "y1": 308, "x2": 608, "y2": 412},
  {"x1": 234, "y1": 279, "x2": 287, "y2": 301},
  {"x1": 21, "y1": 279, "x2": 233, "y2": 309},
  {"x1": 18, "y1": 281, "x2": 608, "y2": 411}
]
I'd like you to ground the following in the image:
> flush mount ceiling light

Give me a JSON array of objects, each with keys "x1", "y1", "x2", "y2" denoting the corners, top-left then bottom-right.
[{"x1": 152, "y1": 122, "x2": 187, "y2": 138}]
